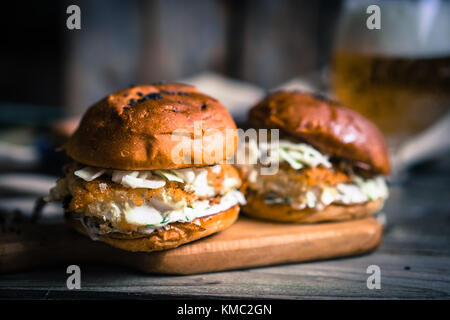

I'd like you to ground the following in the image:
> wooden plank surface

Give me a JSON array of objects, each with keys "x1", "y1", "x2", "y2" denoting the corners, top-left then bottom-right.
[
  {"x1": 1, "y1": 252, "x2": 449, "y2": 299},
  {"x1": 0, "y1": 215, "x2": 381, "y2": 275},
  {"x1": 0, "y1": 160, "x2": 449, "y2": 299}
]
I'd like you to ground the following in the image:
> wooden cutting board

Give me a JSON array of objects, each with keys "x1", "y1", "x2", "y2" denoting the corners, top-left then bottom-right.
[{"x1": 0, "y1": 217, "x2": 382, "y2": 274}]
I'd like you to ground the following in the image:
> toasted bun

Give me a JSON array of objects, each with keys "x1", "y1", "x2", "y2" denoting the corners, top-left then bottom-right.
[
  {"x1": 67, "y1": 205, "x2": 240, "y2": 252},
  {"x1": 249, "y1": 91, "x2": 391, "y2": 175},
  {"x1": 65, "y1": 83, "x2": 237, "y2": 170},
  {"x1": 242, "y1": 193, "x2": 383, "y2": 223}
]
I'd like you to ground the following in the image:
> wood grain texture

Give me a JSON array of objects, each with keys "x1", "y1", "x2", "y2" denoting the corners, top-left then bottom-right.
[
  {"x1": 1, "y1": 157, "x2": 449, "y2": 299},
  {"x1": 1, "y1": 252, "x2": 449, "y2": 299},
  {"x1": 0, "y1": 217, "x2": 381, "y2": 275}
]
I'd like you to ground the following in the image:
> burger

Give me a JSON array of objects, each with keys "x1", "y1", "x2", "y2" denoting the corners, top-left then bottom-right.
[
  {"x1": 46, "y1": 83, "x2": 245, "y2": 252},
  {"x1": 238, "y1": 90, "x2": 390, "y2": 223}
]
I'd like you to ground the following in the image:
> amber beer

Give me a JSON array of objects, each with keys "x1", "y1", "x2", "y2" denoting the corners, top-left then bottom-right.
[
  {"x1": 332, "y1": 0, "x2": 450, "y2": 145},
  {"x1": 332, "y1": 51, "x2": 450, "y2": 142}
]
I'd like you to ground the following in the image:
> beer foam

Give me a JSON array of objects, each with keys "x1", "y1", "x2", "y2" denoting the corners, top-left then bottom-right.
[{"x1": 335, "y1": 0, "x2": 450, "y2": 57}]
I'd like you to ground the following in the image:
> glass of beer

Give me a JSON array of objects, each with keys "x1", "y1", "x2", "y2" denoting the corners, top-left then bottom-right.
[{"x1": 331, "y1": 0, "x2": 450, "y2": 148}]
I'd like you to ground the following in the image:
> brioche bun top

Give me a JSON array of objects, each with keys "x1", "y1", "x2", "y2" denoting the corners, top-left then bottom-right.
[
  {"x1": 249, "y1": 91, "x2": 391, "y2": 175},
  {"x1": 65, "y1": 83, "x2": 238, "y2": 170}
]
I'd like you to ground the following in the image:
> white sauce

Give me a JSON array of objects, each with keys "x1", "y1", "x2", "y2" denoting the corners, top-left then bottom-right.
[{"x1": 83, "y1": 190, "x2": 246, "y2": 237}]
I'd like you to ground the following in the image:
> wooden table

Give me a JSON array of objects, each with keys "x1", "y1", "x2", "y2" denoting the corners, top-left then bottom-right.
[{"x1": 1, "y1": 159, "x2": 449, "y2": 300}]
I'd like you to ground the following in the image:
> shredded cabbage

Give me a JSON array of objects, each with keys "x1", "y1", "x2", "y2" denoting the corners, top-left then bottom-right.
[
  {"x1": 353, "y1": 176, "x2": 389, "y2": 201},
  {"x1": 278, "y1": 141, "x2": 332, "y2": 169},
  {"x1": 153, "y1": 170, "x2": 184, "y2": 183},
  {"x1": 120, "y1": 174, "x2": 166, "y2": 189},
  {"x1": 244, "y1": 139, "x2": 332, "y2": 170},
  {"x1": 279, "y1": 148, "x2": 303, "y2": 170},
  {"x1": 74, "y1": 167, "x2": 105, "y2": 181},
  {"x1": 72, "y1": 165, "x2": 228, "y2": 193}
]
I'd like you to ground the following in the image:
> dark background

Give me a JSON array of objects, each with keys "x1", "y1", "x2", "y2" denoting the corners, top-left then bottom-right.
[{"x1": 0, "y1": 0, "x2": 341, "y2": 115}]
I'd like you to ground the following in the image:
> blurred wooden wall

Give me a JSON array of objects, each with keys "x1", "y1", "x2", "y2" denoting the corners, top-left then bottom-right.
[
  {"x1": 65, "y1": 0, "x2": 342, "y2": 114},
  {"x1": 0, "y1": 0, "x2": 342, "y2": 114}
]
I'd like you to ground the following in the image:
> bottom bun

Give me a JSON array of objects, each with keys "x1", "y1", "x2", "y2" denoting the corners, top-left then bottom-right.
[
  {"x1": 67, "y1": 205, "x2": 240, "y2": 252},
  {"x1": 242, "y1": 194, "x2": 383, "y2": 223}
]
